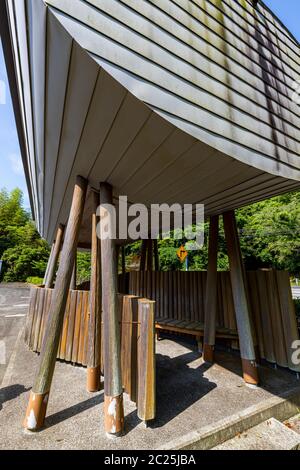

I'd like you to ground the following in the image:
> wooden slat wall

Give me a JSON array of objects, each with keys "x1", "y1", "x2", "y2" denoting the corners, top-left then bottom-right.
[
  {"x1": 124, "y1": 270, "x2": 300, "y2": 372},
  {"x1": 26, "y1": 287, "x2": 91, "y2": 365},
  {"x1": 25, "y1": 287, "x2": 156, "y2": 422}
]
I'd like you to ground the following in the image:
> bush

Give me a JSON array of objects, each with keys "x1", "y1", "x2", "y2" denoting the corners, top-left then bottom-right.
[
  {"x1": 2, "y1": 243, "x2": 49, "y2": 282},
  {"x1": 26, "y1": 276, "x2": 44, "y2": 285},
  {"x1": 76, "y1": 252, "x2": 91, "y2": 285}
]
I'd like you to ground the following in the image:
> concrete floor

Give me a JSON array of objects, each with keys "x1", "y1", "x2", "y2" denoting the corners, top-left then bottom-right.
[
  {"x1": 0, "y1": 284, "x2": 30, "y2": 383},
  {"x1": 1, "y1": 328, "x2": 300, "y2": 450}
]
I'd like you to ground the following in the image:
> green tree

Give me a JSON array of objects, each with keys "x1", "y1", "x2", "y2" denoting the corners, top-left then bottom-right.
[
  {"x1": 0, "y1": 188, "x2": 50, "y2": 281},
  {"x1": 236, "y1": 191, "x2": 300, "y2": 274}
]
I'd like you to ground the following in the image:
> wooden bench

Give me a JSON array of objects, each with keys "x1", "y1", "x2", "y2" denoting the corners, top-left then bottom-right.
[{"x1": 155, "y1": 318, "x2": 238, "y2": 352}]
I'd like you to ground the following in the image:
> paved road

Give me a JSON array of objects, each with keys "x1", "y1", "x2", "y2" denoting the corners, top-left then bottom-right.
[{"x1": 0, "y1": 284, "x2": 30, "y2": 384}]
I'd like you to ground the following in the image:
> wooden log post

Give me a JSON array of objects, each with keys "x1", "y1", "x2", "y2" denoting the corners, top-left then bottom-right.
[
  {"x1": 70, "y1": 254, "x2": 77, "y2": 291},
  {"x1": 44, "y1": 224, "x2": 65, "y2": 288},
  {"x1": 43, "y1": 243, "x2": 54, "y2": 285},
  {"x1": 203, "y1": 215, "x2": 219, "y2": 363},
  {"x1": 223, "y1": 211, "x2": 259, "y2": 386},
  {"x1": 87, "y1": 191, "x2": 102, "y2": 392},
  {"x1": 137, "y1": 299, "x2": 156, "y2": 424},
  {"x1": 24, "y1": 176, "x2": 87, "y2": 430},
  {"x1": 100, "y1": 182, "x2": 124, "y2": 437}
]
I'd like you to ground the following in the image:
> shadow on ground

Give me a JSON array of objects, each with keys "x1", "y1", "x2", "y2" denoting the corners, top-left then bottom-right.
[
  {"x1": 45, "y1": 393, "x2": 105, "y2": 429},
  {"x1": 152, "y1": 351, "x2": 216, "y2": 428},
  {"x1": 0, "y1": 384, "x2": 30, "y2": 411}
]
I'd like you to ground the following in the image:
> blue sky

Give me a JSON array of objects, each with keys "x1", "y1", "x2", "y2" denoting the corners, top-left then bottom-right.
[
  {"x1": 0, "y1": 1, "x2": 299, "y2": 213},
  {"x1": 0, "y1": 40, "x2": 30, "y2": 209},
  {"x1": 264, "y1": 0, "x2": 300, "y2": 41}
]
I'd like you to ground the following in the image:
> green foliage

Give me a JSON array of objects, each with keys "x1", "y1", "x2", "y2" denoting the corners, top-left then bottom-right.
[
  {"x1": 236, "y1": 191, "x2": 300, "y2": 274},
  {"x1": 157, "y1": 238, "x2": 182, "y2": 271},
  {"x1": 123, "y1": 191, "x2": 300, "y2": 275},
  {"x1": 76, "y1": 251, "x2": 91, "y2": 285},
  {"x1": 0, "y1": 188, "x2": 50, "y2": 281},
  {"x1": 26, "y1": 276, "x2": 44, "y2": 285},
  {"x1": 0, "y1": 187, "x2": 299, "y2": 283},
  {"x1": 2, "y1": 234, "x2": 49, "y2": 281}
]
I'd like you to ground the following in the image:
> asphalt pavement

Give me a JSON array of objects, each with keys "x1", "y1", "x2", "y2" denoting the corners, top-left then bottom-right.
[{"x1": 0, "y1": 283, "x2": 30, "y2": 384}]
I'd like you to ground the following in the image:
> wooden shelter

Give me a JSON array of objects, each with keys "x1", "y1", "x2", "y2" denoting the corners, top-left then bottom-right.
[{"x1": 1, "y1": 0, "x2": 299, "y2": 436}]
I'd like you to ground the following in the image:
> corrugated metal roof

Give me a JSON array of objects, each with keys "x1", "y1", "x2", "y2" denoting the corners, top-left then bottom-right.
[{"x1": 1, "y1": 0, "x2": 299, "y2": 243}]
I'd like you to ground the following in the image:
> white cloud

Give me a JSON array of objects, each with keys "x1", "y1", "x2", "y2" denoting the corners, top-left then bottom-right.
[
  {"x1": 7, "y1": 153, "x2": 24, "y2": 175},
  {"x1": 0, "y1": 79, "x2": 6, "y2": 105}
]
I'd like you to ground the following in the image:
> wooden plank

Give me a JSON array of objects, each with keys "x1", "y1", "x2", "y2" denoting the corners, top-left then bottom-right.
[
  {"x1": 82, "y1": 292, "x2": 90, "y2": 367},
  {"x1": 65, "y1": 290, "x2": 77, "y2": 362},
  {"x1": 223, "y1": 211, "x2": 258, "y2": 385},
  {"x1": 137, "y1": 299, "x2": 156, "y2": 422},
  {"x1": 256, "y1": 270, "x2": 276, "y2": 363},
  {"x1": 28, "y1": 288, "x2": 39, "y2": 351},
  {"x1": 265, "y1": 271, "x2": 288, "y2": 368},
  {"x1": 59, "y1": 292, "x2": 71, "y2": 361},
  {"x1": 25, "y1": 286, "x2": 38, "y2": 346},
  {"x1": 38, "y1": 288, "x2": 52, "y2": 351},
  {"x1": 204, "y1": 215, "x2": 219, "y2": 357},
  {"x1": 77, "y1": 290, "x2": 87, "y2": 365},
  {"x1": 276, "y1": 271, "x2": 300, "y2": 372},
  {"x1": 72, "y1": 290, "x2": 83, "y2": 364},
  {"x1": 87, "y1": 190, "x2": 102, "y2": 390},
  {"x1": 246, "y1": 272, "x2": 265, "y2": 359},
  {"x1": 121, "y1": 296, "x2": 139, "y2": 403}
]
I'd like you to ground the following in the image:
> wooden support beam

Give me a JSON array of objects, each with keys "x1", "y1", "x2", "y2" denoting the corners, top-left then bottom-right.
[
  {"x1": 24, "y1": 176, "x2": 88, "y2": 430},
  {"x1": 223, "y1": 211, "x2": 259, "y2": 386},
  {"x1": 45, "y1": 224, "x2": 65, "y2": 288},
  {"x1": 87, "y1": 191, "x2": 102, "y2": 392},
  {"x1": 43, "y1": 243, "x2": 54, "y2": 285},
  {"x1": 100, "y1": 182, "x2": 124, "y2": 436},
  {"x1": 70, "y1": 254, "x2": 77, "y2": 291},
  {"x1": 203, "y1": 215, "x2": 219, "y2": 363}
]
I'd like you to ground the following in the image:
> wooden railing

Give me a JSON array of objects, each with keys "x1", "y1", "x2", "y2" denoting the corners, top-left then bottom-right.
[
  {"x1": 120, "y1": 270, "x2": 300, "y2": 373},
  {"x1": 119, "y1": 295, "x2": 155, "y2": 422},
  {"x1": 25, "y1": 288, "x2": 90, "y2": 364}
]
